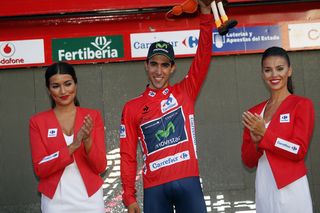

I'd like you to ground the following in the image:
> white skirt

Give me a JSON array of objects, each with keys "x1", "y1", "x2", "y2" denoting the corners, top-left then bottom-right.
[
  {"x1": 255, "y1": 152, "x2": 313, "y2": 213},
  {"x1": 41, "y1": 160, "x2": 105, "y2": 213}
]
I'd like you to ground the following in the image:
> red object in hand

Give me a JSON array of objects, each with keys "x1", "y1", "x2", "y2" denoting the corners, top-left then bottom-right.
[{"x1": 169, "y1": 0, "x2": 198, "y2": 16}]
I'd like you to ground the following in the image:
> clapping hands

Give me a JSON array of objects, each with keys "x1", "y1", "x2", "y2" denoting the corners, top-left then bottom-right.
[{"x1": 242, "y1": 111, "x2": 266, "y2": 146}]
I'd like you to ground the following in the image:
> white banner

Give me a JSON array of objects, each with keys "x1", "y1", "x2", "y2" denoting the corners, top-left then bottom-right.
[
  {"x1": 288, "y1": 22, "x2": 320, "y2": 49},
  {"x1": 0, "y1": 39, "x2": 45, "y2": 66},
  {"x1": 130, "y1": 30, "x2": 201, "y2": 58}
]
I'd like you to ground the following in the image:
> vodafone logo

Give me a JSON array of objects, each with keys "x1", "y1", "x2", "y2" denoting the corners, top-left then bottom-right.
[
  {"x1": 0, "y1": 39, "x2": 44, "y2": 67},
  {"x1": 0, "y1": 42, "x2": 15, "y2": 58},
  {"x1": 0, "y1": 41, "x2": 23, "y2": 65}
]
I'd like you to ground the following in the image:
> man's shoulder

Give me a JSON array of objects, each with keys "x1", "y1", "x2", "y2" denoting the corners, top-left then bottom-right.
[{"x1": 123, "y1": 94, "x2": 145, "y2": 109}]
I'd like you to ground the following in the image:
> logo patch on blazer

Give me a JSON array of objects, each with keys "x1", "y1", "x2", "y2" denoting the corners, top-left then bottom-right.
[
  {"x1": 275, "y1": 137, "x2": 299, "y2": 154},
  {"x1": 48, "y1": 128, "x2": 58, "y2": 138},
  {"x1": 280, "y1": 113, "x2": 290, "y2": 123}
]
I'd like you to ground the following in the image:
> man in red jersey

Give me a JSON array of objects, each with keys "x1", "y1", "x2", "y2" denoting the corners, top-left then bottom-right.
[{"x1": 120, "y1": 1, "x2": 213, "y2": 212}]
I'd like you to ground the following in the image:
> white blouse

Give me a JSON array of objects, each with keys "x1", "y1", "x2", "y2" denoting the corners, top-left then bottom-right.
[{"x1": 41, "y1": 134, "x2": 105, "y2": 213}]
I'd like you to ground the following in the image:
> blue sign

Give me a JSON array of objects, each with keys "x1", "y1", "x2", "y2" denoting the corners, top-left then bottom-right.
[
  {"x1": 212, "y1": 25, "x2": 282, "y2": 52},
  {"x1": 140, "y1": 107, "x2": 187, "y2": 155}
]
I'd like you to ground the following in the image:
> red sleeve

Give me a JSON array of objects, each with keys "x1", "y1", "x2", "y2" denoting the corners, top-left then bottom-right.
[
  {"x1": 84, "y1": 110, "x2": 107, "y2": 174},
  {"x1": 258, "y1": 98, "x2": 314, "y2": 161},
  {"x1": 241, "y1": 126, "x2": 263, "y2": 169},
  {"x1": 120, "y1": 104, "x2": 139, "y2": 207},
  {"x1": 179, "y1": 13, "x2": 213, "y2": 101},
  {"x1": 29, "y1": 117, "x2": 73, "y2": 178}
]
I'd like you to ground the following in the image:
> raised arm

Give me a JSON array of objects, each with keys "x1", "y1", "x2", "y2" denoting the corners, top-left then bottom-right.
[{"x1": 179, "y1": 0, "x2": 213, "y2": 101}]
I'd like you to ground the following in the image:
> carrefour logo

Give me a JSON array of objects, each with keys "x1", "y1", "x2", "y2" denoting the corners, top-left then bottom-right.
[
  {"x1": 280, "y1": 113, "x2": 290, "y2": 123},
  {"x1": 52, "y1": 35, "x2": 124, "y2": 62},
  {"x1": 161, "y1": 94, "x2": 178, "y2": 113},
  {"x1": 0, "y1": 42, "x2": 15, "y2": 57},
  {"x1": 119, "y1": 124, "x2": 126, "y2": 138},
  {"x1": 149, "y1": 151, "x2": 190, "y2": 171},
  {"x1": 47, "y1": 128, "x2": 58, "y2": 138},
  {"x1": 182, "y1": 36, "x2": 198, "y2": 48}
]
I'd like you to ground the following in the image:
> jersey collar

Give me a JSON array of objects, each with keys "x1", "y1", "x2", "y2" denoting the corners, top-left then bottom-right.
[{"x1": 144, "y1": 84, "x2": 172, "y2": 99}]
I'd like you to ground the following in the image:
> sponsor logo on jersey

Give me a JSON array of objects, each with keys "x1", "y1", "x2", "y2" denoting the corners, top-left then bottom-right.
[
  {"x1": 48, "y1": 128, "x2": 58, "y2": 138},
  {"x1": 155, "y1": 121, "x2": 175, "y2": 141},
  {"x1": 140, "y1": 107, "x2": 188, "y2": 155},
  {"x1": 275, "y1": 137, "x2": 299, "y2": 154},
  {"x1": 148, "y1": 91, "x2": 156, "y2": 97},
  {"x1": 149, "y1": 151, "x2": 190, "y2": 171},
  {"x1": 120, "y1": 124, "x2": 126, "y2": 138},
  {"x1": 280, "y1": 113, "x2": 290, "y2": 123},
  {"x1": 189, "y1": 115, "x2": 198, "y2": 159},
  {"x1": 142, "y1": 105, "x2": 150, "y2": 114},
  {"x1": 162, "y1": 88, "x2": 169, "y2": 95},
  {"x1": 161, "y1": 94, "x2": 178, "y2": 113}
]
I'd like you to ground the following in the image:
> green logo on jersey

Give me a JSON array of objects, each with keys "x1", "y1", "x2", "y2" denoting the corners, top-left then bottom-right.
[{"x1": 155, "y1": 121, "x2": 175, "y2": 141}]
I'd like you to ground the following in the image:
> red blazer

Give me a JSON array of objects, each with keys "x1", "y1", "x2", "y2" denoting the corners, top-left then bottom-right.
[
  {"x1": 29, "y1": 107, "x2": 107, "y2": 199},
  {"x1": 241, "y1": 95, "x2": 314, "y2": 189}
]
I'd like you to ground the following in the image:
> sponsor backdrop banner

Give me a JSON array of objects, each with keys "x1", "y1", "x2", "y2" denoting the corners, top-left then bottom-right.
[
  {"x1": 131, "y1": 25, "x2": 282, "y2": 59},
  {"x1": 52, "y1": 35, "x2": 124, "y2": 62},
  {"x1": 131, "y1": 30, "x2": 200, "y2": 58},
  {"x1": 288, "y1": 22, "x2": 320, "y2": 49},
  {"x1": 0, "y1": 39, "x2": 44, "y2": 67},
  {"x1": 212, "y1": 25, "x2": 281, "y2": 52}
]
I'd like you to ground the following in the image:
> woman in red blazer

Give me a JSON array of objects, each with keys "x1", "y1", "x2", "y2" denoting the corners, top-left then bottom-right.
[
  {"x1": 241, "y1": 47, "x2": 314, "y2": 213},
  {"x1": 29, "y1": 62, "x2": 107, "y2": 213}
]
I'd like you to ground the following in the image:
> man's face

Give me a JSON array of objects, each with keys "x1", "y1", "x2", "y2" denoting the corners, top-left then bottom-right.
[{"x1": 145, "y1": 54, "x2": 176, "y2": 90}]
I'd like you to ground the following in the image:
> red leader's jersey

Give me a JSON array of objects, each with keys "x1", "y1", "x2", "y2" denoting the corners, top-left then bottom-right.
[{"x1": 120, "y1": 14, "x2": 213, "y2": 207}]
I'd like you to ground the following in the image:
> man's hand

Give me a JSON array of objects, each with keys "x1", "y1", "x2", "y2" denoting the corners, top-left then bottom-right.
[
  {"x1": 198, "y1": 0, "x2": 212, "y2": 14},
  {"x1": 128, "y1": 202, "x2": 141, "y2": 213}
]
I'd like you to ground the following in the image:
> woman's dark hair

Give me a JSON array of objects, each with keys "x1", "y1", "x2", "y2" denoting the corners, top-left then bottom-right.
[
  {"x1": 45, "y1": 61, "x2": 80, "y2": 108},
  {"x1": 261, "y1": 46, "x2": 294, "y2": 94}
]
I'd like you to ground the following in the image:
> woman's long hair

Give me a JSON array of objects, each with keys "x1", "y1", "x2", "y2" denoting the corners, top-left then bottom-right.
[
  {"x1": 45, "y1": 62, "x2": 80, "y2": 108},
  {"x1": 261, "y1": 46, "x2": 294, "y2": 94}
]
